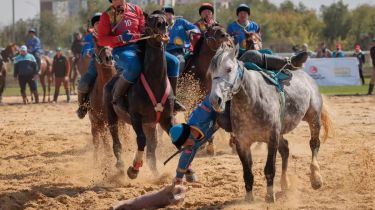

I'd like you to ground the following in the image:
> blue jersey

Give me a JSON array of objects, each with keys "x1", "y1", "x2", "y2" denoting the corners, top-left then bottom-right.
[
  {"x1": 26, "y1": 36, "x2": 42, "y2": 53},
  {"x1": 166, "y1": 18, "x2": 199, "y2": 51},
  {"x1": 332, "y1": 50, "x2": 345, "y2": 58},
  {"x1": 227, "y1": 20, "x2": 260, "y2": 49},
  {"x1": 14, "y1": 53, "x2": 37, "y2": 77},
  {"x1": 82, "y1": 32, "x2": 95, "y2": 56},
  {"x1": 176, "y1": 95, "x2": 218, "y2": 179}
]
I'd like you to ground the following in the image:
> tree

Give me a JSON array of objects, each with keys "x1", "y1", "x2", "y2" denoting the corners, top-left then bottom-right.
[{"x1": 321, "y1": 0, "x2": 351, "y2": 45}]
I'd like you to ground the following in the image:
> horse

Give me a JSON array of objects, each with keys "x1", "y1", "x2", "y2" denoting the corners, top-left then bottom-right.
[
  {"x1": 183, "y1": 25, "x2": 232, "y2": 93},
  {"x1": 69, "y1": 54, "x2": 90, "y2": 95},
  {"x1": 208, "y1": 44, "x2": 332, "y2": 202},
  {"x1": 88, "y1": 45, "x2": 117, "y2": 161},
  {"x1": 244, "y1": 31, "x2": 262, "y2": 51},
  {"x1": 39, "y1": 55, "x2": 53, "y2": 102},
  {"x1": 0, "y1": 43, "x2": 19, "y2": 103},
  {"x1": 104, "y1": 14, "x2": 173, "y2": 178}
]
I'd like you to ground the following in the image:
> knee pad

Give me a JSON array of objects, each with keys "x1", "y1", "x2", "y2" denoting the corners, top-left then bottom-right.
[{"x1": 116, "y1": 51, "x2": 141, "y2": 82}]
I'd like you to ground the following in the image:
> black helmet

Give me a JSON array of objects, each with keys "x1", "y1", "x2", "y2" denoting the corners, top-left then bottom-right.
[
  {"x1": 28, "y1": 28, "x2": 37, "y2": 34},
  {"x1": 162, "y1": 6, "x2": 174, "y2": 15},
  {"x1": 91, "y1": 12, "x2": 101, "y2": 26},
  {"x1": 236, "y1": 4, "x2": 250, "y2": 16},
  {"x1": 199, "y1": 3, "x2": 214, "y2": 15}
]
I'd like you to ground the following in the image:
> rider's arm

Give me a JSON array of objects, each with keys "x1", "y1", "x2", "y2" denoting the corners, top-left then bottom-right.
[
  {"x1": 97, "y1": 13, "x2": 123, "y2": 47},
  {"x1": 182, "y1": 19, "x2": 200, "y2": 34}
]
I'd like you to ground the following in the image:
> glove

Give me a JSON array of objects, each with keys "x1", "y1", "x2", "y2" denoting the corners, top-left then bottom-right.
[{"x1": 120, "y1": 30, "x2": 133, "y2": 42}]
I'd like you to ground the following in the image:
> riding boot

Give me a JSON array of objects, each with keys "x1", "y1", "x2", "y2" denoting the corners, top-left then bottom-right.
[
  {"x1": 368, "y1": 84, "x2": 374, "y2": 95},
  {"x1": 77, "y1": 92, "x2": 89, "y2": 119},
  {"x1": 169, "y1": 77, "x2": 186, "y2": 112},
  {"x1": 33, "y1": 91, "x2": 39, "y2": 104},
  {"x1": 21, "y1": 93, "x2": 28, "y2": 104},
  {"x1": 241, "y1": 50, "x2": 308, "y2": 70},
  {"x1": 112, "y1": 75, "x2": 131, "y2": 105}
]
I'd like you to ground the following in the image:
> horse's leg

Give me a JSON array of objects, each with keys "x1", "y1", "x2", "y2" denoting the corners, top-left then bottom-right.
[
  {"x1": 48, "y1": 75, "x2": 53, "y2": 102},
  {"x1": 128, "y1": 113, "x2": 146, "y2": 179},
  {"x1": 91, "y1": 122, "x2": 100, "y2": 164},
  {"x1": 72, "y1": 68, "x2": 78, "y2": 95},
  {"x1": 236, "y1": 140, "x2": 254, "y2": 202},
  {"x1": 278, "y1": 136, "x2": 290, "y2": 191},
  {"x1": 264, "y1": 131, "x2": 279, "y2": 203},
  {"x1": 309, "y1": 117, "x2": 323, "y2": 189},
  {"x1": 104, "y1": 80, "x2": 125, "y2": 174},
  {"x1": 40, "y1": 74, "x2": 46, "y2": 103},
  {"x1": 143, "y1": 124, "x2": 158, "y2": 176}
]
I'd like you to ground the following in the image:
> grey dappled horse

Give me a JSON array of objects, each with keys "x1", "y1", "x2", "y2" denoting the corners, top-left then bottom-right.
[{"x1": 209, "y1": 45, "x2": 332, "y2": 202}]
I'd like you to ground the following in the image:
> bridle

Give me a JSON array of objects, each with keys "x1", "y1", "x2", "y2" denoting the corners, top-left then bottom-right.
[
  {"x1": 95, "y1": 46, "x2": 113, "y2": 66},
  {"x1": 212, "y1": 60, "x2": 244, "y2": 100}
]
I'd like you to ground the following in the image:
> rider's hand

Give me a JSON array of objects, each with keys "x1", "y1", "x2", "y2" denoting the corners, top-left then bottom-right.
[
  {"x1": 120, "y1": 30, "x2": 133, "y2": 42},
  {"x1": 64, "y1": 76, "x2": 69, "y2": 82}
]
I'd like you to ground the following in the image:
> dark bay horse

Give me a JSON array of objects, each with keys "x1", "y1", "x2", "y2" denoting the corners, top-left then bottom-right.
[
  {"x1": 88, "y1": 45, "x2": 117, "y2": 161},
  {"x1": 39, "y1": 55, "x2": 53, "y2": 102},
  {"x1": 104, "y1": 14, "x2": 174, "y2": 178},
  {"x1": 209, "y1": 45, "x2": 332, "y2": 202},
  {"x1": 0, "y1": 43, "x2": 19, "y2": 103},
  {"x1": 183, "y1": 25, "x2": 232, "y2": 93}
]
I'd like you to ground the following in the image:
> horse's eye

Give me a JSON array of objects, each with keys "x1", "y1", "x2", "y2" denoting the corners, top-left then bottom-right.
[{"x1": 226, "y1": 68, "x2": 232, "y2": 73}]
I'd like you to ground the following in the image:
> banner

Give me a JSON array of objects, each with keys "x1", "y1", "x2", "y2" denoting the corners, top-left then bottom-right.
[{"x1": 303, "y1": 58, "x2": 361, "y2": 86}]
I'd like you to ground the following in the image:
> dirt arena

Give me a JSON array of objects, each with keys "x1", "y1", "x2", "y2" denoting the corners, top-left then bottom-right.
[{"x1": 0, "y1": 95, "x2": 374, "y2": 210}]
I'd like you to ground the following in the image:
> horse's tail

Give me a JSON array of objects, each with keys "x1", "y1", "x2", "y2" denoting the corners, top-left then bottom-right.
[{"x1": 321, "y1": 104, "x2": 333, "y2": 142}]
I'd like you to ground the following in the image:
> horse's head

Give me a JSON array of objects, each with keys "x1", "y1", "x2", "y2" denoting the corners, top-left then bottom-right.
[
  {"x1": 245, "y1": 31, "x2": 262, "y2": 51},
  {"x1": 145, "y1": 14, "x2": 169, "y2": 44},
  {"x1": 94, "y1": 46, "x2": 113, "y2": 67},
  {"x1": 1, "y1": 43, "x2": 18, "y2": 62},
  {"x1": 204, "y1": 25, "x2": 232, "y2": 51},
  {"x1": 208, "y1": 44, "x2": 241, "y2": 112}
]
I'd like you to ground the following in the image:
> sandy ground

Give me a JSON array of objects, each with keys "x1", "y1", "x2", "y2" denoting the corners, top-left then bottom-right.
[{"x1": 0, "y1": 95, "x2": 374, "y2": 210}]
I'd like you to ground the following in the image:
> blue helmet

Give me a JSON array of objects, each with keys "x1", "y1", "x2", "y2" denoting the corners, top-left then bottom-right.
[
  {"x1": 169, "y1": 123, "x2": 191, "y2": 149},
  {"x1": 237, "y1": 4, "x2": 250, "y2": 16},
  {"x1": 28, "y1": 28, "x2": 37, "y2": 34}
]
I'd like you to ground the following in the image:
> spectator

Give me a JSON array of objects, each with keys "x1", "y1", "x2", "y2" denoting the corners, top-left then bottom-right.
[
  {"x1": 14, "y1": 45, "x2": 39, "y2": 104},
  {"x1": 368, "y1": 38, "x2": 375, "y2": 95},
  {"x1": 332, "y1": 43, "x2": 345, "y2": 58},
  {"x1": 52, "y1": 47, "x2": 70, "y2": 103},
  {"x1": 301, "y1": 43, "x2": 315, "y2": 57},
  {"x1": 352, "y1": 44, "x2": 365, "y2": 85},
  {"x1": 316, "y1": 42, "x2": 332, "y2": 58}
]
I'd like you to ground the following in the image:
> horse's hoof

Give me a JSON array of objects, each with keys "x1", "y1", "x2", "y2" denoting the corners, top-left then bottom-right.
[
  {"x1": 281, "y1": 174, "x2": 290, "y2": 191},
  {"x1": 116, "y1": 162, "x2": 125, "y2": 174},
  {"x1": 310, "y1": 171, "x2": 323, "y2": 189},
  {"x1": 245, "y1": 192, "x2": 254, "y2": 202},
  {"x1": 265, "y1": 193, "x2": 276, "y2": 203},
  {"x1": 206, "y1": 143, "x2": 215, "y2": 156},
  {"x1": 127, "y1": 166, "x2": 139, "y2": 179},
  {"x1": 185, "y1": 170, "x2": 197, "y2": 183}
]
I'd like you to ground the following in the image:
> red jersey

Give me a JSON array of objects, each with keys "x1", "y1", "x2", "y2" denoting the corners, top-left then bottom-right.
[{"x1": 98, "y1": 3, "x2": 145, "y2": 48}]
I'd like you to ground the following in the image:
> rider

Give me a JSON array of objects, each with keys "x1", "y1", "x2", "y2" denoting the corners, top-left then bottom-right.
[
  {"x1": 77, "y1": 0, "x2": 184, "y2": 119},
  {"x1": 82, "y1": 13, "x2": 102, "y2": 57},
  {"x1": 168, "y1": 95, "x2": 219, "y2": 185},
  {"x1": 71, "y1": 32, "x2": 84, "y2": 62},
  {"x1": 162, "y1": 5, "x2": 200, "y2": 74},
  {"x1": 191, "y1": 3, "x2": 218, "y2": 50},
  {"x1": 26, "y1": 28, "x2": 42, "y2": 72},
  {"x1": 227, "y1": 4, "x2": 260, "y2": 56}
]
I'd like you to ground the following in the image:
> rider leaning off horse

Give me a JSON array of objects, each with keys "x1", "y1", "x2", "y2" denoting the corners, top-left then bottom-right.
[
  {"x1": 26, "y1": 28, "x2": 42, "y2": 72},
  {"x1": 77, "y1": 0, "x2": 184, "y2": 119},
  {"x1": 162, "y1": 6, "x2": 200, "y2": 74},
  {"x1": 167, "y1": 4, "x2": 309, "y2": 185}
]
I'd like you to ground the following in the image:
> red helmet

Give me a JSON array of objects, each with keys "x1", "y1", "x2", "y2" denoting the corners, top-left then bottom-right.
[{"x1": 199, "y1": 3, "x2": 214, "y2": 15}]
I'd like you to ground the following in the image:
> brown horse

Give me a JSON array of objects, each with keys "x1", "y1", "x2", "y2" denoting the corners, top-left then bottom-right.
[
  {"x1": 183, "y1": 25, "x2": 232, "y2": 93},
  {"x1": 88, "y1": 45, "x2": 117, "y2": 161},
  {"x1": 244, "y1": 31, "x2": 262, "y2": 51},
  {"x1": 69, "y1": 54, "x2": 90, "y2": 94},
  {"x1": 104, "y1": 14, "x2": 173, "y2": 178},
  {"x1": 0, "y1": 43, "x2": 19, "y2": 103},
  {"x1": 39, "y1": 55, "x2": 53, "y2": 102}
]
